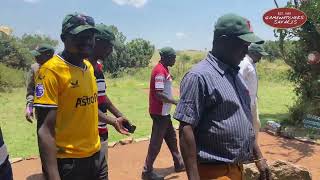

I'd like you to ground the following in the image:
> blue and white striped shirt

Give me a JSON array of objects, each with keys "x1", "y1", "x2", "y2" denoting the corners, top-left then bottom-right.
[
  {"x1": 174, "y1": 52, "x2": 255, "y2": 164},
  {"x1": 0, "y1": 127, "x2": 9, "y2": 165}
]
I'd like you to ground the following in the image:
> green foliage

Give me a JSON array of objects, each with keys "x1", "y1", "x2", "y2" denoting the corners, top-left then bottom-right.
[
  {"x1": 0, "y1": 63, "x2": 25, "y2": 92},
  {"x1": 277, "y1": 0, "x2": 320, "y2": 124},
  {"x1": 20, "y1": 34, "x2": 59, "y2": 51},
  {"x1": 0, "y1": 33, "x2": 33, "y2": 69},
  {"x1": 0, "y1": 32, "x2": 58, "y2": 69},
  {"x1": 104, "y1": 26, "x2": 155, "y2": 76},
  {"x1": 126, "y1": 38, "x2": 155, "y2": 68}
]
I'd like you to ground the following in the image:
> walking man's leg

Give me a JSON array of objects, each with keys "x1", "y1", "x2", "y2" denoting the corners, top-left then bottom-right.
[
  {"x1": 142, "y1": 114, "x2": 168, "y2": 180},
  {"x1": 163, "y1": 115, "x2": 184, "y2": 172}
]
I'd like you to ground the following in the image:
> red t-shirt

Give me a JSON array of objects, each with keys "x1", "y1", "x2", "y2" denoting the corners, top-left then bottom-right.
[{"x1": 149, "y1": 62, "x2": 173, "y2": 115}]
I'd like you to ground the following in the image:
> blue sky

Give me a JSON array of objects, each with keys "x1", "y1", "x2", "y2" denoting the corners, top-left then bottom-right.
[{"x1": 0, "y1": 0, "x2": 289, "y2": 51}]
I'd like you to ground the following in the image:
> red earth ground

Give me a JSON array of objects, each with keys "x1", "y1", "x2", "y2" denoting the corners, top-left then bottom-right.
[{"x1": 12, "y1": 132, "x2": 320, "y2": 180}]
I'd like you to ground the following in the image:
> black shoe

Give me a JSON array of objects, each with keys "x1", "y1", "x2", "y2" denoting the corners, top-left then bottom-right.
[
  {"x1": 141, "y1": 171, "x2": 164, "y2": 180},
  {"x1": 174, "y1": 164, "x2": 185, "y2": 172}
]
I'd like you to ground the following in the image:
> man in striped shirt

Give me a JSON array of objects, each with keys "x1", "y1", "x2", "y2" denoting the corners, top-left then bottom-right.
[
  {"x1": 174, "y1": 14, "x2": 271, "y2": 180},
  {"x1": 89, "y1": 23, "x2": 131, "y2": 179}
]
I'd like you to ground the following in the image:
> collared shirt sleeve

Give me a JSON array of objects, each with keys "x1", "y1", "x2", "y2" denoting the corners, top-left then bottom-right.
[
  {"x1": 26, "y1": 68, "x2": 35, "y2": 105},
  {"x1": 173, "y1": 72, "x2": 205, "y2": 127},
  {"x1": 239, "y1": 60, "x2": 257, "y2": 106},
  {"x1": 33, "y1": 67, "x2": 58, "y2": 108}
]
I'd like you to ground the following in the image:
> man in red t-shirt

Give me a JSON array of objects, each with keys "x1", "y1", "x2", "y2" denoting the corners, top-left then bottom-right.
[{"x1": 142, "y1": 47, "x2": 184, "y2": 180}]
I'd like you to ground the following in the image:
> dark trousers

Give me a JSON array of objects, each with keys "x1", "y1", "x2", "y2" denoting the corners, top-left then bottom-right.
[
  {"x1": 35, "y1": 112, "x2": 47, "y2": 178},
  {"x1": 0, "y1": 157, "x2": 13, "y2": 180},
  {"x1": 143, "y1": 114, "x2": 183, "y2": 172},
  {"x1": 57, "y1": 151, "x2": 107, "y2": 180}
]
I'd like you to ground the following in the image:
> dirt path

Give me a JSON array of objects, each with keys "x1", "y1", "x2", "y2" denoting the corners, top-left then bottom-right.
[{"x1": 12, "y1": 132, "x2": 320, "y2": 180}]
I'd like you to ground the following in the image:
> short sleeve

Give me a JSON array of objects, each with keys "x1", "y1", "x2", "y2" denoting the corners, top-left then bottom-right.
[
  {"x1": 154, "y1": 74, "x2": 166, "y2": 90},
  {"x1": 173, "y1": 72, "x2": 205, "y2": 127},
  {"x1": 33, "y1": 67, "x2": 59, "y2": 108}
]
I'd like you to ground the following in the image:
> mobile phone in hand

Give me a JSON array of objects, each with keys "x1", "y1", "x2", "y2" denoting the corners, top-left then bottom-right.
[{"x1": 123, "y1": 121, "x2": 136, "y2": 133}]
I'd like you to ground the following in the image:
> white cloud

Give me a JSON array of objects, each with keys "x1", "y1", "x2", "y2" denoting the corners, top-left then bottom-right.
[
  {"x1": 23, "y1": 0, "x2": 40, "y2": 3},
  {"x1": 112, "y1": 0, "x2": 148, "y2": 8},
  {"x1": 164, "y1": 40, "x2": 172, "y2": 44},
  {"x1": 176, "y1": 32, "x2": 187, "y2": 39}
]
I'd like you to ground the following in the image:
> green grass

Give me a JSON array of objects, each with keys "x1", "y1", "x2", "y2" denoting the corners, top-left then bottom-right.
[{"x1": 0, "y1": 59, "x2": 296, "y2": 158}]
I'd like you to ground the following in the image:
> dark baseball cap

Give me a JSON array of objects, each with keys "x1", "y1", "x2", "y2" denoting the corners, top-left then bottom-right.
[
  {"x1": 30, "y1": 44, "x2": 55, "y2": 57},
  {"x1": 95, "y1": 23, "x2": 116, "y2": 45},
  {"x1": 249, "y1": 44, "x2": 269, "y2": 56},
  {"x1": 214, "y1": 13, "x2": 264, "y2": 44},
  {"x1": 159, "y1": 47, "x2": 176, "y2": 57},
  {"x1": 62, "y1": 13, "x2": 98, "y2": 35}
]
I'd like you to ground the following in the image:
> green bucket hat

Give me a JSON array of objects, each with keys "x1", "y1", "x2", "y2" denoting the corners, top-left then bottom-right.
[
  {"x1": 62, "y1": 12, "x2": 98, "y2": 35},
  {"x1": 30, "y1": 44, "x2": 55, "y2": 57},
  {"x1": 159, "y1": 47, "x2": 176, "y2": 58},
  {"x1": 249, "y1": 44, "x2": 269, "y2": 56},
  {"x1": 95, "y1": 23, "x2": 116, "y2": 45},
  {"x1": 214, "y1": 13, "x2": 264, "y2": 44}
]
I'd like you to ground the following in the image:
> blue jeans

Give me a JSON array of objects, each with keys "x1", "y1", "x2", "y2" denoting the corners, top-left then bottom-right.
[{"x1": 0, "y1": 157, "x2": 13, "y2": 180}]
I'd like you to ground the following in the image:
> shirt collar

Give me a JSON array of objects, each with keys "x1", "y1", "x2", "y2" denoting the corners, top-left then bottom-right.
[
  {"x1": 245, "y1": 55, "x2": 254, "y2": 65},
  {"x1": 206, "y1": 52, "x2": 240, "y2": 76},
  {"x1": 159, "y1": 61, "x2": 169, "y2": 71}
]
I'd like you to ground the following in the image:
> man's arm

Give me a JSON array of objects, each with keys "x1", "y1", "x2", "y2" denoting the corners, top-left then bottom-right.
[
  {"x1": 25, "y1": 68, "x2": 36, "y2": 123},
  {"x1": 253, "y1": 139, "x2": 271, "y2": 180},
  {"x1": 36, "y1": 107, "x2": 60, "y2": 180},
  {"x1": 98, "y1": 110, "x2": 129, "y2": 135},
  {"x1": 155, "y1": 91, "x2": 178, "y2": 105},
  {"x1": 105, "y1": 94, "x2": 124, "y2": 118},
  {"x1": 179, "y1": 122, "x2": 200, "y2": 180}
]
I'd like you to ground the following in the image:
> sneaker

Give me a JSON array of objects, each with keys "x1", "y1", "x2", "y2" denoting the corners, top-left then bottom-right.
[
  {"x1": 174, "y1": 164, "x2": 185, "y2": 172},
  {"x1": 141, "y1": 171, "x2": 164, "y2": 180}
]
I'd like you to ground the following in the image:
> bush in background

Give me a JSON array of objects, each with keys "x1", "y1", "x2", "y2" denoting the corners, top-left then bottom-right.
[
  {"x1": 276, "y1": 0, "x2": 320, "y2": 124},
  {"x1": 0, "y1": 63, "x2": 25, "y2": 92}
]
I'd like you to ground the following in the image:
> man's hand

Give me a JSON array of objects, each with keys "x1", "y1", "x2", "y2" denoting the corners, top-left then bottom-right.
[
  {"x1": 25, "y1": 104, "x2": 33, "y2": 123},
  {"x1": 111, "y1": 117, "x2": 130, "y2": 135},
  {"x1": 255, "y1": 159, "x2": 271, "y2": 180}
]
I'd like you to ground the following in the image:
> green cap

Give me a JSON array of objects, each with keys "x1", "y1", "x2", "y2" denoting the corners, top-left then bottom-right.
[
  {"x1": 62, "y1": 13, "x2": 98, "y2": 35},
  {"x1": 30, "y1": 44, "x2": 55, "y2": 57},
  {"x1": 95, "y1": 24, "x2": 116, "y2": 45},
  {"x1": 214, "y1": 13, "x2": 264, "y2": 44},
  {"x1": 248, "y1": 44, "x2": 269, "y2": 56},
  {"x1": 159, "y1": 47, "x2": 176, "y2": 57}
]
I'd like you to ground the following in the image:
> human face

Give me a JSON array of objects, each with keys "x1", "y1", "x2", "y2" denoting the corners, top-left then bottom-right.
[
  {"x1": 162, "y1": 55, "x2": 176, "y2": 67},
  {"x1": 93, "y1": 39, "x2": 113, "y2": 60},
  {"x1": 35, "y1": 52, "x2": 53, "y2": 65},
  {"x1": 64, "y1": 30, "x2": 95, "y2": 59},
  {"x1": 250, "y1": 52, "x2": 263, "y2": 63},
  {"x1": 218, "y1": 35, "x2": 251, "y2": 66}
]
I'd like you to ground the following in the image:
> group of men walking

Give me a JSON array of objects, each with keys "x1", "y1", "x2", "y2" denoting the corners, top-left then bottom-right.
[{"x1": 0, "y1": 11, "x2": 270, "y2": 180}]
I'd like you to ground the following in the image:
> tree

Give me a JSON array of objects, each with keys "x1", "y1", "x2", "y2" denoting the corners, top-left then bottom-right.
[
  {"x1": 0, "y1": 33, "x2": 33, "y2": 69},
  {"x1": 277, "y1": 0, "x2": 320, "y2": 124},
  {"x1": 126, "y1": 38, "x2": 155, "y2": 68},
  {"x1": 20, "y1": 34, "x2": 59, "y2": 50},
  {"x1": 104, "y1": 26, "x2": 155, "y2": 76}
]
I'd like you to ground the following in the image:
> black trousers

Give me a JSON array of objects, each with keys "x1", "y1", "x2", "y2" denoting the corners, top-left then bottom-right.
[
  {"x1": 143, "y1": 114, "x2": 184, "y2": 172},
  {"x1": 0, "y1": 157, "x2": 13, "y2": 180},
  {"x1": 57, "y1": 151, "x2": 107, "y2": 180}
]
